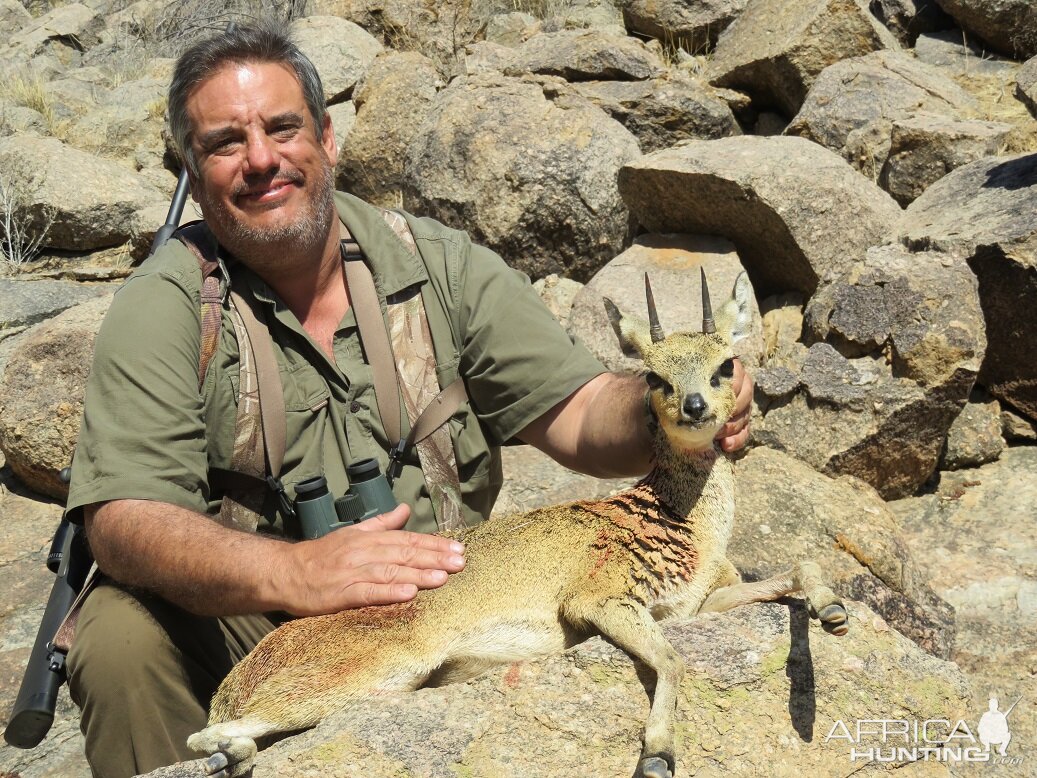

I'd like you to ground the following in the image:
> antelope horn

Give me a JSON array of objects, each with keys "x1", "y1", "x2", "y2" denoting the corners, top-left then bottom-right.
[
  {"x1": 701, "y1": 267, "x2": 716, "y2": 334},
  {"x1": 645, "y1": 273, "x2": 665, "y2": 342}
]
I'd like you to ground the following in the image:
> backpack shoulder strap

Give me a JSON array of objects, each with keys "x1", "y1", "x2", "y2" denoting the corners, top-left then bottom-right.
[
  {"x1": 174, "y1": 222, "x2": 223, "y2": 391},
  {"x1": 175, "y1": 222, "x2": 278, "y2": 533}
]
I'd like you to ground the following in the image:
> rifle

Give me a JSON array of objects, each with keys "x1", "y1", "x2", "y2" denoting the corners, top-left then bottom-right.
[{"x1": 3, "y1": 166, "x2": 192, "y2": 749}]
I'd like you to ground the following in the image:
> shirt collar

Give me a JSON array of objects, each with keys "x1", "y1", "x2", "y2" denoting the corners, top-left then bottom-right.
[
  {"x1": 333, "y1": 191, "x2": 428, "y2": 298},
  {"x1": 233, "y1": 191, "x2": 428, "y2": 306}
]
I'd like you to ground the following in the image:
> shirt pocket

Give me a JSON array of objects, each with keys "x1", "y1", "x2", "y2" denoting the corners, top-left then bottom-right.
[{"x1": 227, "y1": 362, "x2": 330, "y2": 479}]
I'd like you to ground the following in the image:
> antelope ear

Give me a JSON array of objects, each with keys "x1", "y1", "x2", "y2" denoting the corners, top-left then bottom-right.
[
  {"x1": 603, "y1": 298, "x2": 651, "y2": 358},
  {"x1": 715, "y1": 271, "x2": 754, "y2": 345}
]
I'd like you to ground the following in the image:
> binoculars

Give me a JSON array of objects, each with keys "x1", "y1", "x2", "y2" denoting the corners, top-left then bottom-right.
[{"x1": 293, "y1": 458, "x2": 397, "y2": 539}]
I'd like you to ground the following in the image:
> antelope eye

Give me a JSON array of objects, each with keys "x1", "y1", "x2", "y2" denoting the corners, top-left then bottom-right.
[
  {"x1": 718, "y1": 358, "x2": 735, "y2": 378},
  {"x1": 645, "y1": 372, "x2": 673, "y2": 395}
]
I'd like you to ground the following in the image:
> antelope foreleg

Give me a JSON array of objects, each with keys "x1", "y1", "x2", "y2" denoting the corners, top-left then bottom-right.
[
  {"x1": 571, "y1": 599, "x2": 684, "y2": 778},
  {"x1": 699, "y1": 561, "x2": 848, "y2": 635}
]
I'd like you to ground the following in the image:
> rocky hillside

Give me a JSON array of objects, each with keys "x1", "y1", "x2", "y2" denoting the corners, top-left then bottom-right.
[{"x1": 1, "y1": 0, "x2": 1036, "y2": 775}]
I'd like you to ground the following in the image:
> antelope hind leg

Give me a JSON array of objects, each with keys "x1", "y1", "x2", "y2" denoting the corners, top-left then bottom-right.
[
  {"x1": 571, "y1": 599, "x2": 684, "y2": 778},
  {"x1": 699, "y1": 561, "x2": 848, "y2": 636},
  {"x1": 187, "y1": 717, "x2": 277, "y2": 778}
]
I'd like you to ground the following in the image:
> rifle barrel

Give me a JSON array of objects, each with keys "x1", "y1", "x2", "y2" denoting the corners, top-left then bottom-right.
[
  {"x1": 148, "y1": 167, "x2": 192, "y2": 256},
  {"x1": 3, "y1": 524, "x2": 88, "y2": 749}
]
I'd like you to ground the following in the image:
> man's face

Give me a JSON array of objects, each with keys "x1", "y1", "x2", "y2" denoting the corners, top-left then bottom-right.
[{"x1": 185, "y1": 60, "x2": 337, "y2": 260}]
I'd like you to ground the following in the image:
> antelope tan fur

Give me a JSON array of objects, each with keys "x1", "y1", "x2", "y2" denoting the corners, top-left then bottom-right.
[{"x1": 188, "y1": 270, "x2": 849, "y2": 778}]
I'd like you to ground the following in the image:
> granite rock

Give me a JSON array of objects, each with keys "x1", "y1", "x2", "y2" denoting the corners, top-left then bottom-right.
[{"x1": 618, "y1": 136, "x2": 902, "y2": 297}]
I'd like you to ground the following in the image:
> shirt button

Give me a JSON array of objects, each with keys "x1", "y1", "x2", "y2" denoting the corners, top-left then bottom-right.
[{"x1": 350, "y1": 401, "x2": 361, "y2": 413}]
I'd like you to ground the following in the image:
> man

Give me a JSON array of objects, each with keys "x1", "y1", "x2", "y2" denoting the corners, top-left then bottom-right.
[{"x1": 64, "y1": 25, "x2": 751, "y2": 778}]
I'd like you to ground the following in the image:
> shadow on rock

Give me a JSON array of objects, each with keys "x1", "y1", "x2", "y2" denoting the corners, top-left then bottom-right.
[
  {"x1": 983, "y1": 153, "x2": 1037, "y2": 190},
  {"x1": 786, "y1": 600, "x2": 816, "y2": 742}
]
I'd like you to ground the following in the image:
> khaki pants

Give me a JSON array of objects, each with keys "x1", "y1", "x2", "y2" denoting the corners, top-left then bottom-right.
[{"x1": 66, "y1": 579, "x2": 284, "y2": 778}]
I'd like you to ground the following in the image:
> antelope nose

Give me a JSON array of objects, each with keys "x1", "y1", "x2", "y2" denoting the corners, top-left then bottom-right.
[{"x1": 683, "y1": 393, "x2": 707, "y2": 420}]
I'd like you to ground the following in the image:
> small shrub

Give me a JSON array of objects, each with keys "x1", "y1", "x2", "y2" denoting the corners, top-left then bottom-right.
[{"x1": 0, "y1": 175, "x2": 55, "y2": 270}]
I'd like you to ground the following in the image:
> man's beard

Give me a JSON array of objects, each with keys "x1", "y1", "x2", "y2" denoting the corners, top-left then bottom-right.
[{"x1": 199, "y1": 162, "x2": 336, "y2": 267}]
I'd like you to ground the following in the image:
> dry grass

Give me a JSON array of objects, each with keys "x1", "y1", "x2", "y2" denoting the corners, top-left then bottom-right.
[
  {"x1": 146, "y1": 96, "x2": 168, "y2": 122},
  {"x1": 0, "y1": 72, "x2": 56, "y2": 130}
]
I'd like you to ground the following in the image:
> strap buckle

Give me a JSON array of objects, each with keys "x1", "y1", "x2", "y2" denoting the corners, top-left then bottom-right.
[
  {"x1": 267, "y1": 475, "x2": 295, "y2": 520},
  {"x1": 340, "y1": 238, "x2": 364, "y2": 263},
  {"x1": 385, "y1": 439, "x2": 407, "y2": 487}
]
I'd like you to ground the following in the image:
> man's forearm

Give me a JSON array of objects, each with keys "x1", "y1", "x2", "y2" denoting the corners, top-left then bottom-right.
[
  {"x1": 84, "y1": 498, "x2": 467, "y2": 618},
  {"x1": 85, "y1": 500, "x2": 290, "y2": 616},
  {"x1": 518, "y1": 373, "x2": 653, "y2": 478}
]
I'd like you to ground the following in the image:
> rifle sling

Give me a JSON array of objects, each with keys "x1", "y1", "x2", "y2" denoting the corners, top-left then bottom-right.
[
  {"x1": 342, "y1": 242, "x2": 404, "y2": 448},
  {"x1": 405, "y1": 376, "x2": 467, "y2": 448},
  {"x1": 341, "y1": 238, "x2": 468, "y2": 467}
]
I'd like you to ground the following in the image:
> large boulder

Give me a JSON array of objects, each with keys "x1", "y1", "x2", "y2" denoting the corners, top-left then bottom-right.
[
  {"x1": 1018, "y1": 55, "x2": 1037, "y2": 117},
  {"x1": 912, "y1": 28, "x2": 1022, "y2": 80},
  {"x1": 307, "y1": 0, "x2": 486, "y2": 76},
  {"x1": 495, "y1": 443, "x2": 631, "y2": 518},
  {"x1": 786, "y1": 50, "x2": 978, "y2": 180},
  {"x1": 572, "y1": 74, "x2": 740, "y2": 154},
  {"x1": 0, "y1": 136, "x2": 166, "y2": 251},
  {"x1": 404, "y1": 73, "x2": 640, "y2": 282},
  {"x1": 803, "y1": 245, "x2": 985, "y2": 390},
  {"x1": 0, "y1": 293, "x2": 114, "y2": 498},
  {"x1": 531, "y1": 274, "x2": 583, "y2": 330},
  {"x1": 619, "y1": 0, "x2": 747, "y2": 54},
  {"x1": 731, "y1": 446, "x2": 955, "y2": 657},
  {"x1": 752, "y1": 244, "x2": 986, "y2": 499},
  {"x1": 503, "y1": 28, "x2": 664, "y2": 82},
  {"x1": 483, "y1": 12, "x2": 538, "y2": 47},
  {"x1": 938, "y1": 389, "x2": 1004, "y2": 471},
  {"x1": 0, "y1": 100, "x2": 48, "y2": 138},
  {"x1": 337, "y1": 51, "x2": 440, "y2": 208},
  {"x1": 7, "y1": 3, "x2": 103, "y2": 66},
  {"x1": 567, "y1": 234, "x2": 765, "y2": 372},
  {"x1": 290, "y1": 15, "x2": 383, "y2": 104},
  {"x1": 0, "y1": 278, "x2": 110, "y2": 340},
  {"x1": 146, "y1": 600, "x2": 972, "y2": 778},
  {"x1": 42, "y1": 73, "x2": 104, "y2": 123},
  {"x1": 880, "y1": 114, "x2": 1013, "y2": 206},
  {"x1": 934, "y1": 0, "x2": 1037, "y2": 60},
  {"x1": 968, "y1": 240, "x2": 1037, "y2": 423},
  {"x1": 901, "y1": 152, "x2": 1037, "y2": 257},
  {"x1": 65, "y1": 75, "x2": 168, "y2": 165},
  {"x1": 707, "y1": 0, "x2": 899, "y2": 117},
  {"x1": 893, "y1": 448, "x2": 1037, "y2": 766},
  {"x1": 0, "y1": 0, "x2": 31, "y2": 34},
  {"x1": 1002, "y1": 406, "x2": 1037, "y2": 442},
  {"x1": 900, "y1": 153, "x2": 1037, "y2": 420},
  {"x1": 538, "y1": 0, "x2": 626, "y2": 33},
  {"x1": 618, "y1": 136, "x2": 902, "y2": 297}
]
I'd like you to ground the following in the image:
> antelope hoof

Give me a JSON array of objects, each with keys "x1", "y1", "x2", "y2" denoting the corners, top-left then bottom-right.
[
  {"x1": 187, "y1": 730, "x2": 258, "y2": 778},
  {"x1": 638, "y1": 755, "x2": 674, "y2": 778},
  {"x1": 817, "y1": 603, "x2": 849, "y2": 636},
  {"x1": 203, "y1": 750, "x2": 230, "y2": 778}
]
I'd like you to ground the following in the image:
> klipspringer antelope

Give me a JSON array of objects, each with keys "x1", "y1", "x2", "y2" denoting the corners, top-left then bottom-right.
[{"x1": 188, "y1": 270, "x2": 849, "y2": 778}]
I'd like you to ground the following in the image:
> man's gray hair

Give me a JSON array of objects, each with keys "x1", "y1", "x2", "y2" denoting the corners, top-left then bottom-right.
[{"x1": 168, "y1": 24, "x2": 326, "y2": 176}]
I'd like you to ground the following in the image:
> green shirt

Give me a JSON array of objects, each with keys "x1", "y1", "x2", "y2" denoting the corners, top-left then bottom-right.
[{"x1": 67, "y1": 193, "x2": 606, "y2": 535}]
